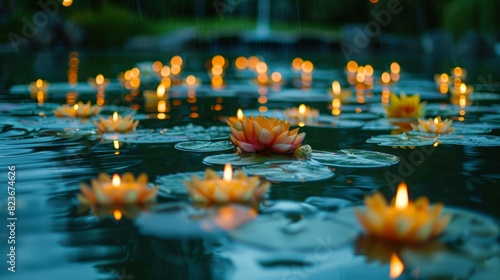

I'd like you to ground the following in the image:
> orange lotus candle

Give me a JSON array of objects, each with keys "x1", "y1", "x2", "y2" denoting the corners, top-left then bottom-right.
[
  {"x1": 411, "y1": 116, "x2": 455, "y2": 134},
  {"x1": 385, "y1": 93, "x2": 426, "y2": 118},
  {"x1": 184, "y1": 163, "x2": 270, "y2": 206},
  {"x1": 356, "y1": 182, "x2": 451, "y2": 243},
  {"x1": 227, "y1": 115, "x2": 305, "y2": 153},
  {"x1": 78, "y1": 173, "x2": 158, "y2": 205},
  {"x1": 53, "y1": 101, "x2": 100, "y2": 118},
  {"x1": 93, "y1": 112, "x2": 139, "y2": 133},
  {"x1": 283, "y1": 104, "x2": 319, "y2": 122}
]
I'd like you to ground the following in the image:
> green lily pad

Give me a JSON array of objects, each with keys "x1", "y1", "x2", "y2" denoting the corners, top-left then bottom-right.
[
  {"x1": 242, "y1": 161, "x2": 334, "y2": 182},
  {"x1": 19, "y1": 117, "x2": 96, "y2": 130},
  {"x1": 156, "y1": 171, "x2": 221, "y2": 197},
  {"x1": 229, "y1": 215, "x2": 358, "y2": 250},
  {"x1": 103, "y1": 129, "x2": 191, "y2": 144},
  {"x1": 311, "y1": 149, "x2": 399, "y2": 168},
  {"x1": 203, "y1": 152, "x2": 294, "y2": 166},
  {"x1": 367, "y1": 133, "x2": 436, "y2": 147},
  {"x1": 175, "y1": 140, "x2": 235, "y2": 152},
  {"x1": 438, "y1": 135, "x2": 500, "y2": 147}
]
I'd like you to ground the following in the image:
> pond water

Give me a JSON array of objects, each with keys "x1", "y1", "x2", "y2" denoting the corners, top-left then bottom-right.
[{"x1": 0, "y1": 50, "x2": 499, "y2": 280}]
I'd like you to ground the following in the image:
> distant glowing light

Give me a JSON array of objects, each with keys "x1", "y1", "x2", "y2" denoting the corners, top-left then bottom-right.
[
  {"x1": 152, "y1": 61, "x2": 163, "y2": 72},
  {"x1": 186, "y1": 75, "x2": 197, "y2": 86},
  {"x1": 332, "y1": 81, "x2": 341, "y2": 96},
  {"x1": 292, "y1": 57, "x2": 303, "y2": 71},
  {"x1": 271, "y1": 72, "x2": 282, "y2": 83},
  {"x1": 212, "y1": 55, "x2": 225, "y2": 67},
  {"x1": 301, "y1": 60, "x2": 314, "y2": 73},
  {"x1": 62, "y1": 0, "x2": 73, "y2": 7},
  {"x1": 390, "y1": 62, "x2": 400, "y2": 74},
  {"x1": 171, "y1": 55, "x2": 183, "y2": 66},
  {"x1": 235, "y1": 56, "x2": 248, "y2": 70},
  {"x1": 381, "y1": 72, "x2": 391, "y2": 84},
  {"x1": 346, "y1": 61, "x2": 358, "y2": 73}
]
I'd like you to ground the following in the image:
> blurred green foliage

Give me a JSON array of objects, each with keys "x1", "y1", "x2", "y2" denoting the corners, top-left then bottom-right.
[{"x1": 0, "y1": 0, "x2": 496, "y2": 46}]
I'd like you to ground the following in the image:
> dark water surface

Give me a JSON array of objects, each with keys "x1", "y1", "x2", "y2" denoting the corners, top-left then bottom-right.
[{"x1": 0, "y1": 50, "x2": 499, "y2": 280}]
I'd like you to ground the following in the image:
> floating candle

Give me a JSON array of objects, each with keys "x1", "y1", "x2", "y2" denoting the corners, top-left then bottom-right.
[
  {"x1": 93, "y1": 112, "x2": 139, "y2": 133},
  {"x1": 356, "y1": 182, "x2": 451, "y2": 243},
  {"x1": 184, "y1": 164, "x2": 270, "y2": 206},
  {"x1": 228, "y1": 115, "x2": 305, "y2": 153},
  {"x1": 411, "y1": 116, "x2": 455, "y2": 134},
  {"x1": 88, "y1": 74, "x2": 109, "y2": 88},
  {"x1": 78, "y1": 172, "x2": 157, "y2": 205},
  {"x1": 283, "y1": 104, "x2": 319, "y2": 122},
  {"x1": 53, "y1": 101, "x2": 100, "y2": 118},
  {"x1": 384, "y1": 93, "x2": 426, "y2": 118},
  {"x1": 29, "y1": 79, "x2": 49, "y2": 94}
]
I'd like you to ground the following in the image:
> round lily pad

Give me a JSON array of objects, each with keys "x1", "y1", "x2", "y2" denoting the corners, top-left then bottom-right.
[
  {"x1": 19, "y1": 117, "x2": 96, "y2": 130},
  {"x1": 437, "y1": 135, "x2": 500, "y2": 147},
  {"x1": 203, "y1": 153, "x2": 294, "y2": 166},
  {"x1": 175, "y1": 141, "x2": 235, "y2": 152},
  {"x1": 480, "y1": 114, "x2": 500, "y2": 124},
  {"x1": 156, "y1": 171, "x2": 221, "y2": 197},
  {"x1": 103, "y1": 129, "x2": 191, "y2": 144},
  {"x1": 311, "y1": 149, "x2": 399, "y2": 168},
  {"x1": 184, "y1": 126, "x2": 230, "y2": 141},
  {"x1": 242, "y1": 160, "x2": 334, "y2": 182},
  {"x1": 367, "y1": 133, "x2": 436, "y2": 147},
  {"x1": 228, "y1": 215, "x2": 357, "y2": 250},
  {"x1": 337, "y1": 112, "x2": 381, "y2": 121}
]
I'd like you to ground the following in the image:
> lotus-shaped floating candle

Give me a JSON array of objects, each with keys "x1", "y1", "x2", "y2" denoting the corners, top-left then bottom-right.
[
  {"x1": 78, "y1": 172, "x2": 158, "y2": 205},
  {"x1": 356, "y1": 182, "x2": 451, "y2": 244},
  {"x1": 93, "y1": 112, "x2": 139, "y2": 133},
  {"x1": 184, "y1": 164, "x2": 270, "y2": 206},
  {"x1": 283, "y1": 104, "x2": 319, "y2": 122},
  {"x1": 385, "y1": 93, "x2": 426, "y2": 118},
  {"x1": 53, "y1": 101, "x2": 101, "y2": 118},
  {"x1": 228, "y1": 115, "x2": 306, "y2": 153},
  {"x1": 411, "y1": 116, "x2": 455, "y2": 134}
]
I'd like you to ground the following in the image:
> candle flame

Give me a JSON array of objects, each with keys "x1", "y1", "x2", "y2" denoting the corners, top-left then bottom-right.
[
  {"x1": 112, "y1": 174, "x2": 121, "y2": 187},
  {"x1": 113, "y1": 140, "x2": 120, "y2": 150},
  {"x1": 381, "y1": 72, "x2": 391, "y2": 84},
  {"x1": 389, "y1": 253, "x2": 404, "y2": 278},
  {"x1": 113, "y1": 210, "x2": 122, "y2": 221},
  {"x1": 298, "y1": 104, "x2": 306, "y2": 115},
  {"x1": 112, "y1": 112, "x2": 118, "y2": 121},
  {"x1": 223, "y1": 164, "x2": 232, "y2": 182},
  {"x1": 453, "y1": 67, "x2": 463, "y2": 77},
  {"x1": 346, "y1": 60, "x2": 358, "y2": 73},
  {"x1": 236, "y1": 109, "x2": 244, "y2": 120},
  {"x1": 186, "y1": 75, "x2": 196, "y2": 86},
  {"x1": 256, "y1": 62, "x2": 268, "y2": 74},
  {"x1": 96, "y1": 74, "x2": 104, "y2": 86},
  {"x1": 395, "y1": 182, "x2": 408, "y2": 209},
  {"x1": 460, "y1": 83, "x2": 466, "y2": 94},
  {"x1": 332, "y1": 81, "x2": 341, "y2": 95},
  {"x1": 36, "y1": 79, "x2": 43, "y2": 88},
  {"x1": 73, "y1": 104, "x2": 79, "y2": 110},
  {"x1": 459, "y1": 95, "x2": 467, "y2": 108},
  {"x1": 156, "y1": 83, "x2": 165, "y2": 98},
  {"x1": 440, "y1": 73, "x2": 449, "y2": 83},
  {"x1": 390, "y1": 62, "x2": 400, "y2": 74},
  {"x1": 434, "y1": 117, "x2": 439, "y2": 124}
]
